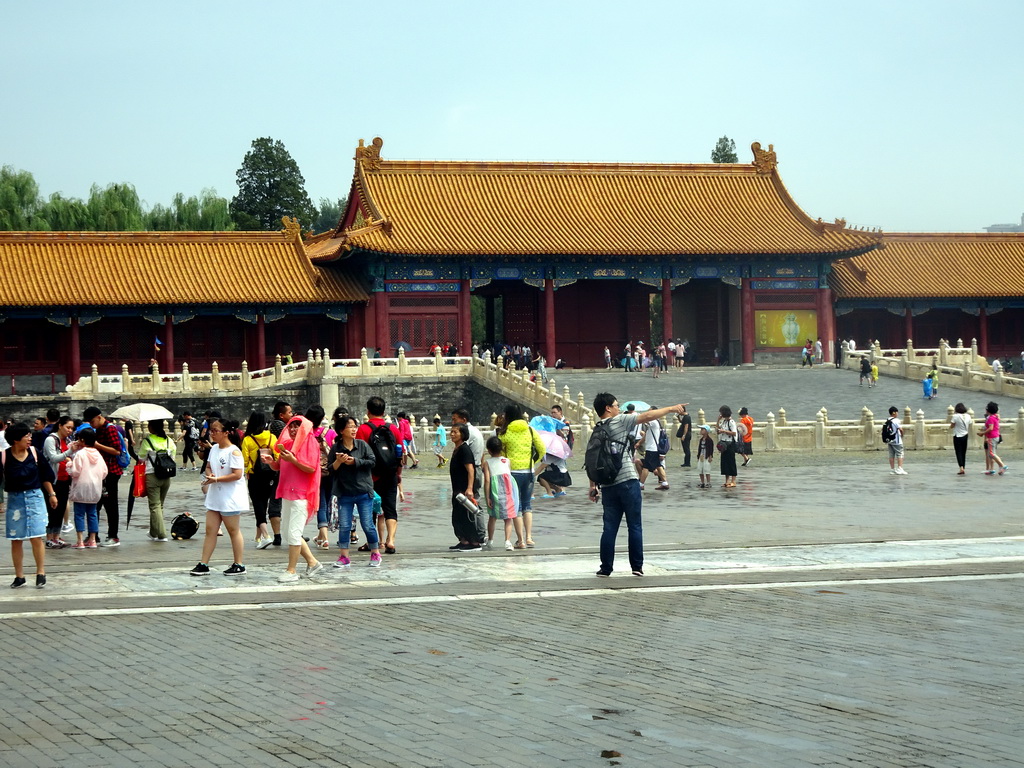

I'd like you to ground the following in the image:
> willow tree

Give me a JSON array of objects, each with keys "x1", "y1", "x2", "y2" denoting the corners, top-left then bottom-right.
[
  {"x1": 86, "y1": 183, "x2": 146, "y2": 230},
  {"x1": 147, "y1": 189, "x2": 234, "y2": 231},
  {"x1": 0, "y1": 166, "x2": 46, "y2": 230}
]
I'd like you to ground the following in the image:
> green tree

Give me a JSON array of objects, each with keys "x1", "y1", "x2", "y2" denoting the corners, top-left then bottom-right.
[
  {"x1": 0, "y1": 166, "x2": 46, "y2": 230},
  {"x1": 230, "y1": 137, "x2": 317, "y2": 231},
  {"x1": 86, "y1": 183, "x2": 145, "y2": 230},
  {"x1": 711, "y1": 136, "x2": 738, "y2": 163},
  {"x1": 39, "y1": 193, "x2": 93, "y2": 230},
  {"x1": 313, "y1": 196, "x2": 347, "y2": 233},
  {"x1": 146, "y1": 189, "x2": 234, "y2": 231}
]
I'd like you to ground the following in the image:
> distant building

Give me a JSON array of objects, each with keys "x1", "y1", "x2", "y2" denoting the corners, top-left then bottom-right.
[{"x1": 984, "y1": 213, "x2": 1024, "y2": 233}]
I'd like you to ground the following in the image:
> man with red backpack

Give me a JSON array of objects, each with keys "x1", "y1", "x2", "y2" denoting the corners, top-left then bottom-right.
[{"x1": 356, "y1": 396, "x2": 403, "y2": 555}]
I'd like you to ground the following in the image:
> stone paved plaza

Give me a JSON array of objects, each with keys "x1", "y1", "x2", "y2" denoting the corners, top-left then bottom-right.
[{"x1": 1, "y1": 367, "x2": 1022, "y2": 767}]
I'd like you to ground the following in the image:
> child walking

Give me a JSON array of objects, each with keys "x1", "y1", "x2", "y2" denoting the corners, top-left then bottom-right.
[
  {"x1": 431, "y1": 417, "x2": 448, "y2": 467},
  {"x1": 482, "y1": 437, "x2": 519, "y2": 551},
  {"x1": 695, "y1": 424, "x2": 715, "y2": 489},
  {"x1": 67, "y1": 428, "x2": 107, "y2": 549}
]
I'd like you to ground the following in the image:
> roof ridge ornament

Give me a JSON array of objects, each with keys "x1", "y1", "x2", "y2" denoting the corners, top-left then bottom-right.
[
  {"x1": 281, "y1": 216, "x2": 302, "y2": 241},
  {"x1": 355, "y1": 137, "x2": 384, "y2": 171},
  {"x1": 750, "y1": 142, "x2": 778, "y2": 174}
]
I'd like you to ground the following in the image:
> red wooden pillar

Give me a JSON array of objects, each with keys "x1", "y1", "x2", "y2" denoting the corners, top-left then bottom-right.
[
  {"x1": 69, "y1": 317, "x2": 81, "y2": 384},
  {"x1": 543, "y1": 279, "x2": 556, "y2": 362},
  {"x1": 741, "y1": 278, "x2": 754, "y2": 364},
  {"x1": 164, "y1": 315, "x2": 175, "y2": 372},
  {"x1": 904, "y1": 308, "x2": 913, "y2": 345},
  {"x1": 256, "y1": 314, "x2": 267, "y2": 370},
  {"x1": 979, "y1": 308, "x2": 988, "y2": 358},
  {"x1": 460, "y1": 279, "x2": 473, "y2": 353},
  {"x1": 816, "y1": 287, "x2": 835, "y2": 363},
  {"x1": 661, "y1": 279, "x2": 672, "y2": 349},
  {"x1": 371, "y1": 291, "x2": 386, "y2": 352}
]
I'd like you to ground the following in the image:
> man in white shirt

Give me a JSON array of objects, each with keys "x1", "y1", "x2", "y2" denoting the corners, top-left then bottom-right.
[
  {"x1": 886, "y1": 406, "x2": 907, "y2": 475},
  {"x1": 638, "y1": 411, "x2": 669, "y2": 490}
]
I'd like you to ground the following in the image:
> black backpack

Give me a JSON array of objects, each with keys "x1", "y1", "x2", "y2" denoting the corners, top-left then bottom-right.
[
  {"x1": 584, "y1": 419, "x2": 629, "y2": 486},
  {"x1": 368, "y1": 422, "x2": 400, "y2": 474},
  {"x1": 170, "y1": 513, "x2": 199, "y2": 540},
  {"x1": 145, "y1": 437, "x2": 177, "y2": 480},
  {"x1": 250, "y1": 435, "x2": 274, "y2": 477},
  {"x1": 881, "y1": 418, "x2": 896, "y2": 443}
]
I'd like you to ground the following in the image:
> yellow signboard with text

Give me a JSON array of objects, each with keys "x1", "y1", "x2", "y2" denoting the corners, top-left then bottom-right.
[{"x1": 756, "y1": 310, "x2": 818, "y2": 348}]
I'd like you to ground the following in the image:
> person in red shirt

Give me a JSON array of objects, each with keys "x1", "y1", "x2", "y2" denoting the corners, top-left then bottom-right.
[
  {"x1": 738, "y1": 407, "x2": 755, "y2": 467},
  {"x1": 355, "y1": 396, "x2": 403, "y2": 555},
  {"x1": 83, "y1": 406, "x2": 124, "y2": 547}
]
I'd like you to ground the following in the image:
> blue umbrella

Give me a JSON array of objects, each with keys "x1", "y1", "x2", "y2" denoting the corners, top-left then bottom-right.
[
  {"x1": 528, "y1": 415, "x2": 567, "y2": 433},
  {"x1": 621, "y1": 400, "x2": 652, "y2": 412}
]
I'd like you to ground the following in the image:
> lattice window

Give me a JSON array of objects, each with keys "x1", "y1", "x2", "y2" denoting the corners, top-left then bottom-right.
[{"x1": 389, "y1": 296, "x2": 458, "y2": 309}]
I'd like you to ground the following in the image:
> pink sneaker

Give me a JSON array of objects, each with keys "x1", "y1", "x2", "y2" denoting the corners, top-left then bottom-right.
[
  {"x1": 332, "y1": 556, "x2": 351, "y2": 569},
  {"x1": 86, "y1": 540, "x2": 98, "y2": 549},
  {"x1": 369, "y1": 552, "x2": 382, "y2": 567},
  {"x1": 72, "y1": 542, "x2": 86, "y2": 550}
]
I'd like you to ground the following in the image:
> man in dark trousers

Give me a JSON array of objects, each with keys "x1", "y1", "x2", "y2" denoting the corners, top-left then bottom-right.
[
  {"x1": 356, "y1": 396, "x2": 403, "y2": 554},
  {"x1": 677, "y1": 405, "x2": 692, "y2": 467}
]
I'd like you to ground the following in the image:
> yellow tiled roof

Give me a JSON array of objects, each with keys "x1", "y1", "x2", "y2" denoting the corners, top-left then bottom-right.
[
  {"x1": 0, "y1": 231, "x2": 368, "y2": 307},
  {"x1": 831, "y1": 232, "x2": 1024, "y2": 299},
  {"x1": 329, "y1": 142, "x2": 882, "y2": 258}
]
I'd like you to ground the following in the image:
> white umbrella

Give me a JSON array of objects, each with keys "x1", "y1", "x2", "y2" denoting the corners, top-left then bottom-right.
[{"x1": 108, "y1": 403, "x2": 176, "y2": 422}]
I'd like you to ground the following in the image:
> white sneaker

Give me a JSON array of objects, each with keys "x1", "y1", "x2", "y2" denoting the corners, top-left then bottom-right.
[
  {"x1": 505, "y1": 540, "x2": 514, "y2": 551},
  {"x1": 896, "y1": 467, "x2": 908, "y2": 475},
  {"x1": 890, "y1": 469, "x2": 897, "y2": 475},
  {"x1": 255, "y1": 536, "x2": 273, "y2": 550},
  {"x1": 61, "y1": 522, "x2": 74, "y2": 534},
  {"x1": 277, "y1": 572, "x2": 300, "y2": 583}
]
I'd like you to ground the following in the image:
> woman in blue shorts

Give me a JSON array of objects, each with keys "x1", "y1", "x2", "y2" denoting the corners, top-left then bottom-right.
[{"x1": 3, "y1": 422, "x2": 55, "y2": 588}]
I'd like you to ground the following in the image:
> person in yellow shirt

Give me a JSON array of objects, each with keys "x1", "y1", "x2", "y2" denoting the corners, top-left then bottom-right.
[
  {"x1": 498, "y1": 404, "x2": 547, "y2": 548},
  {"x1": 241, "y1": 411, "x2": 278, "y2": 549}
]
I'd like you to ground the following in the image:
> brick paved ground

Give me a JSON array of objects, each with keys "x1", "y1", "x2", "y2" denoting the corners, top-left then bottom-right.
[
  {"x1": 1, "y1": 576, "x2": 1022, "y2": 767},
  {"x1": 1, "y1": 366, "x2": 1021, "y2": 766}
]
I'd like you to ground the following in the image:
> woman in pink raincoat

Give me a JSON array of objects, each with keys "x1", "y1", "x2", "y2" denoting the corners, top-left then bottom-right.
[{"x1": 265, "y1": 415, "x2": 323, "y2": 582}]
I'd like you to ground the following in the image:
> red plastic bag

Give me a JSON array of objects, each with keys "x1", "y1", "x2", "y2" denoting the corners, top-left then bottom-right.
[{"x1": 132, "y1": 463, "x2": 147, "y2": 498}]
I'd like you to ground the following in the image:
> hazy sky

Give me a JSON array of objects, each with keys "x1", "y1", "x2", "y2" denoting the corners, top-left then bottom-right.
[{"x1": 4, "y1": 0, "x2": 1022, "y2": 232}]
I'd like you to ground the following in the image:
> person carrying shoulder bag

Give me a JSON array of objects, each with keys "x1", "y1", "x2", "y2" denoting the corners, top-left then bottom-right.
[{"x1": 141, "y1": 419, "x2": 176, "y2": 541}]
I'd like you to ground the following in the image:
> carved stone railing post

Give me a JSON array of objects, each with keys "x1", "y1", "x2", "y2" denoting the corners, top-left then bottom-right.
[
  {"x1": 906, "y1": 338, "x2": 914, "y2": 360},
  {"x1": 863, "y1": 406, "x2": 875, "y2": 448},
  {"x1": 274, "y1": 354, "x2": 284, "y2": 384},
  {"x1": 241, "y1": 361, "x2": 250, "y2": 392},
  {"x1": 967, "y1": 407, "x2": 977, "y2": 450},
  {"x1": 962, "y1": 361, "x2": 972, "y2": 387},
  {"x1": 1017, "y1": 407, "x2": 1024, "y2": 449},
  {"x1": 778, "y1": 407, "x2": 787, "y2": 427},
  {"x1": 91, "y1": 364, "x2": 99, "y2": 393},
  {"x1": 914, "y1": 408, "x2": 927, "y2": 450},
  {"x1": 398, "y1": 347, "x2": 408, "y2": 375},
  {"x1": 970, "y1": 338, "x2": 978, "y2": 365},
  {"x1": 360, "y1": 348, "x2": 371, "y2": 375},
  {"x1": 121, "y1": 364, "x2": 130, "y2": 393},
  {"x1": 434, "y1": 348, "x2": 444, "y2": 375},
  {"x1": 765, "y1": 411, "x2": 776, "y2": 451},
  {"x1": 181, "y1": 362, "x2": 191, "y2": 392},
  {"x1": 939, "y1": 339, "x2": 948, "y2": 367},
  {"x1": 322, "y1": 348, "x2": 332, "y2": 374},
  {"x1": 815, "y1": 410, "x2": 826, "y2": 449},
  {"x1": 150, "y1": 362, "x2": 161, "y2": 393},
  {"x1": 211, "y1": 361, "x2": 221, "y2": 391}
]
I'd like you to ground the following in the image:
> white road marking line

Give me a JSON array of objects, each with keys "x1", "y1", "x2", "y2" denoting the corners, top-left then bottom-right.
[{"x1": 3, "y1": 571, "x2": 1021, "y2": 620}]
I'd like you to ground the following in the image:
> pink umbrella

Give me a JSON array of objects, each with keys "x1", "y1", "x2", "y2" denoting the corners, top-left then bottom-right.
[{"x1": 538, "y1": 430, "x2": 572, "y2": 459}]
